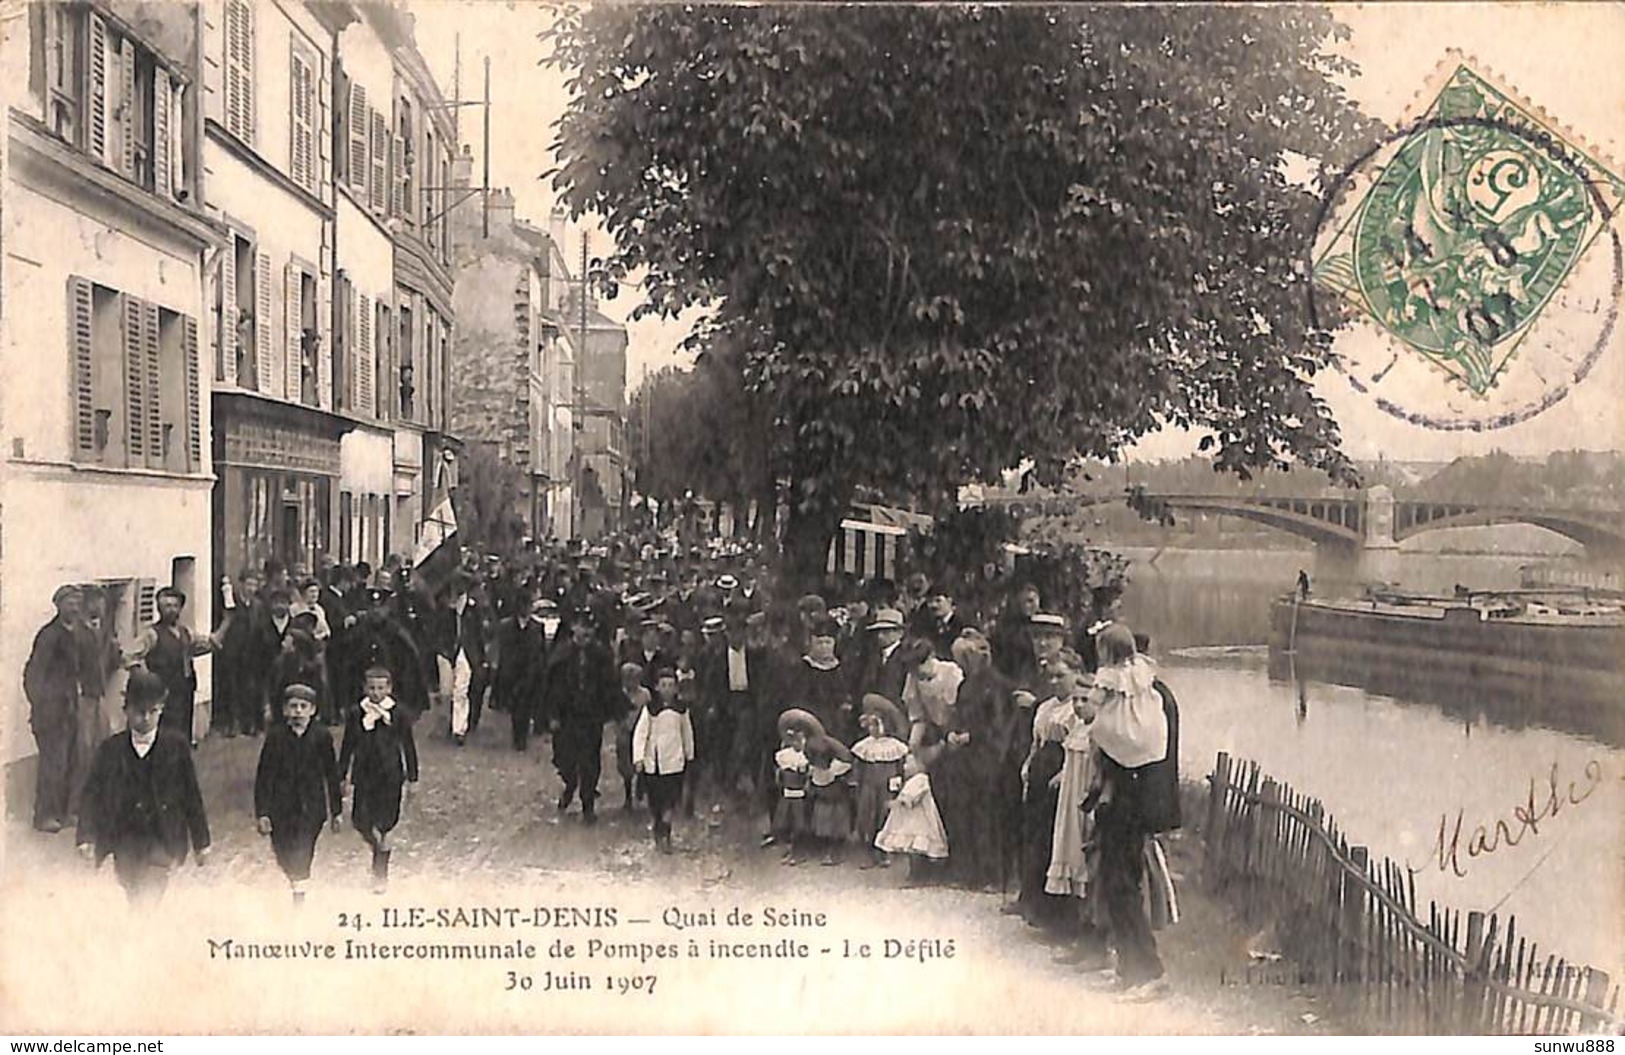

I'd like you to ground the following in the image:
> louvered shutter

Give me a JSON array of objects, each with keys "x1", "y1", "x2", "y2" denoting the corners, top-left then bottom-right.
[
  {"x1": 255, "y1": 251, "x2": 273, "y2": 393},
  {"x1": 357, "y1": 293, "x2": 373, "y2": 417},
  {"x1": 219, "y1": 242, "x2": 237, "y2": 381},
  {"x1": 136, "y1": 578, "x2": 158, "y2": 628},
  {"x1": 69, "y1": 277, "x2": 96, "y2": 456},
  {"x1": 143, "y1": 299, "x2": 162, "y2": 465},
  {"x1": 369, "y1": 110, "x2": 387, "y2": 213},
  {"x1": 290, "y1": 49, "x2": 313, "y2": 190},
  {"x1": 284, "y1": 263, "x2": 300, "y2": 401},
  {"x1": 183, "y1": 315, "x2": 201, "y2": 470},
  {"x1": 118, "y1": 35, "x2": 136, "y2": 178},
  {"x1": 348, "y1": 83, "x2": 368, "y2": 193},
  {"x1": 223, "y1": 2, "x2": 241, "y2": 137},
  {"x1": 89, "y1": 13, "x2": 108, "y2": 161},
  {"x1": 123, "y1": 295, "x2": 146, "y2": 461},
  {"x1": 153, "y1": 68, "x2": 172, "y2": 197},
  {"x1": 316, "y1": 273, "x2": 332, "y2": 409},
  {"x1": 391, "y1": 133, "x2": 405, "y2": 217}
]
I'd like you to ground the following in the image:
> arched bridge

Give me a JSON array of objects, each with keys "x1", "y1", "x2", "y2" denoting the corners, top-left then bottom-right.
[{"x1": 984, "y1": 488, "x2": 1625, "y2": 556}]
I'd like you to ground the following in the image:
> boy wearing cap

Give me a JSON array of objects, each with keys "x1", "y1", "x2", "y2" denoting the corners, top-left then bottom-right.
[
  {"x1": 255, "y1": 684, "x2": 343, "y2": 904},
  {"x1": 76, "y1": 670, "x2": 212, "y2": 903}
]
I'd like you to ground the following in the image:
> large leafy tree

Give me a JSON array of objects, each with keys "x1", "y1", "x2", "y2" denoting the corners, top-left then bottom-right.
[{"x1": 547, "y1": 5, "x2": 1380, "y2": 582}]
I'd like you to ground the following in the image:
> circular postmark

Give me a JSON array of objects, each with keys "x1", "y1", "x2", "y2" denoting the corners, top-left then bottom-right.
[{"x1": 1309, "y1": 64, "x2": 1625, "y2": 431}]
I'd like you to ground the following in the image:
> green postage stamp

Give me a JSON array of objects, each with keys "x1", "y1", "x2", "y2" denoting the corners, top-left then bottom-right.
[{"x1": 1314, "y1": 59, "x2": 1625, "y2": 430}]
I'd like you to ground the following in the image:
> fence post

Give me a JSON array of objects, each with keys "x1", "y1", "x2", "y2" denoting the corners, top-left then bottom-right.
[
  {"x1": 1207, "y1": 752, "x2": 1231, "y2": 891},
  {"x1": 1581, "y1": 969, "x2": 1611, "y2": 1034},
  {"x1": 1464, "y1": 911, "x2": 1488, "y2": 1033}
]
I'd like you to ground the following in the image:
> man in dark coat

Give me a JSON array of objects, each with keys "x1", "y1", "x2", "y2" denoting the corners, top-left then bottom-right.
[
  {"x1": 855, "y1": 607, "x2": 911, "y2": 704},
  {"x1": 24, "y1": 585, "x2": 87, "y2": 832},
  {"x1": 77, "y1": 670, "x2": 211, "y2": 903},
  {"x1": 494, "y1": 590, "x2": 553, "y2": 751},
  {"x1": 543, "y1": 617, "x2": 618, "y2": 823},
  {"x1": 335, "y1": 595, "x2": 431, "y2": 721}
]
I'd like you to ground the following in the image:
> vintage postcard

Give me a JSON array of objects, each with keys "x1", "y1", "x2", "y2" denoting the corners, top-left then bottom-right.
[{"x1": 0, "y1": 0, "x2": 1620, "y2": 1038}]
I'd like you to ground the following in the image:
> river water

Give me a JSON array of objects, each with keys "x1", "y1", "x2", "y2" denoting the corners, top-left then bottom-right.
[{"x1": 1117, "y1": 548, "x2": 1625, "y2": 982}]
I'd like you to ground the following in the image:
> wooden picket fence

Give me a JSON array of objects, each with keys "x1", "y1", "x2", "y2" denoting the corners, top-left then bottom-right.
[{"x1": 1205, "y1": 752, "x2": 1622, "y2": 1035}]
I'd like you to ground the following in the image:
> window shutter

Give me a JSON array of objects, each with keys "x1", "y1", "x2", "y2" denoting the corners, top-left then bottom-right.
[
  {"x1": 143, "y1": 299, "x2": 162, "y2": 464},
  {"x1": 255, "y1": 250, "x2": 273, "y2": 393},
  {"x1": 357, "y1": 292, "x2": 373, "y2": 417},
  {"x1": 118, "y1": 34, "x2": 136, "y2": 178},
  {"x1": 316, "y1": 274, "x2": 332, "y2": 409},
  {"x1": 369, "y1": 110, "x2": 387, "y2": 213},
  {"x1": 123, "y1": 295, "x2": 146, "y2": 461},
  {"x1": 183, "y1": 314, "x2": 201, "y2": 470},
  {"x1": 290, "y1": 49, "x2": 312, "y2": 189},
  {"x1": 391, "y1": 133, "x2": 405, "y2": 217},
  {"x1": 284, "y1": 263, "x2": 300, "y2": 400},
  {"x1": 69, "y1": 277, "x2": 96, "y2": 455},
  {"x1": 225, "y1": 0, "x2": 254, "y2": 144},
  {"x1": 88, "y1": 13, "x2": 108, "y2": 161},
  {"x1": 136, "y1": 578, "x2": 158, "y2": 627},
  {"x1": 348, "y1": 83, "x2": 367, "y2": 193},
  {"x1": 219, "y1": 242, "x2": 237, "y2": 381},
  {"x1": 153, "y1": 67, "x2": 172, "y2": 198},
  {"x1": 317, "y1": 58, "x2": 330, "y2": 193}
]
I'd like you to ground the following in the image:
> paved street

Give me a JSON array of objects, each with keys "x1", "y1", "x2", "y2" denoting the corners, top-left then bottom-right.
[{"x1": 3, "y1": 706, "x2": 1341, "y2": 1035}]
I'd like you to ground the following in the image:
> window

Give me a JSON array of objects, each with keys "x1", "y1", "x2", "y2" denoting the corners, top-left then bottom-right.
[
  {"x1": 393, "y1": 97, "x2": 413, "y2": 222},
  {"x1": 221, "y1": 234, "x2": 257, "y2": 389},
  {"x1": 289, "y1": 42, "x2": 316, "y2": 192},
  {"x1": 40, "y1": 8, "x2": 182, "y2": 198},
  {"x1": 44, "y1": 4, "x2": 83, "y2": 145},
  {"x1": 334, "y1": 272, "x2": 351, "y2": 412},
  {"x1": 68, "y1": 276, "x2": 200, "y2": 472},
  {"x1": 339, "y1": 490, "x2": 353, "y2": 562},
  {"x1": 398, "y1": 301, "x2": 414, "y2": 421},
  {"x1": 223, "y1": 0, "x2": 254, "y2": 144},
  {"x1": 375, "y1": 300, "x2": 391, "y2": 421}
]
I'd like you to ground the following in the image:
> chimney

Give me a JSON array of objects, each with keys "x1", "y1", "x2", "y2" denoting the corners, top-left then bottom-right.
[
  {"x1": 548, "y1": 201, "x2": 570, "y2": 255},
  {"x1": 450, "y1": 144, "x2": 473, "y2": 189},
  {"x1": 489, "y1": 186, "x2": 516, "y2": 233}
]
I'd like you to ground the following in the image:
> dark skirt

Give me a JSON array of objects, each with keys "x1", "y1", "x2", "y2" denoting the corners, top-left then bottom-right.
[
  {"x1": 932, "y1": 744, "x2": 1002, "y2": 887},
  {"x1": 1018, "y1": 741, "x2": 1076, "y2": 933},
  {"x1": 810, "y1": 781, "x2": 853, "y2": 840}
]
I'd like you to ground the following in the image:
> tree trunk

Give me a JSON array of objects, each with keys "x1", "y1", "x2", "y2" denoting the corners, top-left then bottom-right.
[{"x1": 780, "y1": 493, "x2": 848, "y2": 593}]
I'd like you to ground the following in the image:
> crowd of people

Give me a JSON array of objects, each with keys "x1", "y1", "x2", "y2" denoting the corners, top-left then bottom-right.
[{"x1": 23, "y1": 532, "x2": 1182, "y2": 1000}]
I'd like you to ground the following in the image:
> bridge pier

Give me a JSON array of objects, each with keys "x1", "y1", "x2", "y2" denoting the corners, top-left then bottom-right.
[{"x1": 1311, "y1": 486, "x2": 1402, "y2": 594}]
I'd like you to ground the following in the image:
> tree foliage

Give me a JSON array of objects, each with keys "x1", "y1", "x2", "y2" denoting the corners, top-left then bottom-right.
[
  {"x1": 453, "y1": 445, "x2": 530, "y2": 554},
  {"x1": 546, "y1": 5, "x2": 1381, "y2": 581},
  {"x1": 625, "y1": 341, "x2": 773, "y2": 511}
]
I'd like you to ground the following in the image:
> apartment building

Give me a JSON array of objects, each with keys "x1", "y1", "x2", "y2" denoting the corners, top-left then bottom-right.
[{"x1": 2, "y1": 0, "x2": 225, "y2": 758}]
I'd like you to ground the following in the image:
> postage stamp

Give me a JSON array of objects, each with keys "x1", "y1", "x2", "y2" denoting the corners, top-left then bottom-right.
[{"x1": 1313, "y1": 58, "x2": 1625, "y2": 431}]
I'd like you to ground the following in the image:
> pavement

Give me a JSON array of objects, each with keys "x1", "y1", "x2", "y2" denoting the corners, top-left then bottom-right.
[{"x1": 0, "y1": 706, "x2": 1352, "y2": 1034}]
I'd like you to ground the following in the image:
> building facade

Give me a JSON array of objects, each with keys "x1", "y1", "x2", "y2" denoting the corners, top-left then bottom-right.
[
  {"x1": 563, "y1": 284, "x2": 628, "y2": 538},
  {"x1": 3, "y1": 1, "x2": 224, "y2": 759},
  {"x1": 202, "y1": 0, "x2": 459, "y2": 586},
  {"x1": 448, "y1": 179, "x2": 576, "y2": 540}
]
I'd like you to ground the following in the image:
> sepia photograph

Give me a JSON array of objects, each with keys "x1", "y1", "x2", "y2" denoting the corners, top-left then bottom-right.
[{"x1": 0, "y1": 0, "x2": 1620, "y2": 1039}]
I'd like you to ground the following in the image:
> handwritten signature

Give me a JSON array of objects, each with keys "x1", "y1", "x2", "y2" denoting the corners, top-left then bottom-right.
[{"x1": 1408, "y1": 759, "x2": 1606, "y2": 880}]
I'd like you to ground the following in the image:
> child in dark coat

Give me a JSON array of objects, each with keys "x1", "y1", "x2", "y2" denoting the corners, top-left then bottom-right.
[
  {"x1": 76, "y1": 670, "x2": 211, "y2": 904},
  {"x1": 340, "y1": 666, "x2": 418, "y2": 893},
  {"x1": 255, "y1": 683, "x2": 342, "y2": 904}
]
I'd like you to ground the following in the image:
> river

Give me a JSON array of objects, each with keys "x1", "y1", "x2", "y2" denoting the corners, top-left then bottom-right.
[{"x1": 1117, "y1": 547, "x2": 1625, "y2": 982}]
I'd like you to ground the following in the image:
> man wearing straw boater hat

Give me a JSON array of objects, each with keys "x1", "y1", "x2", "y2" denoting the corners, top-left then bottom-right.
[{"x1": 857, "y1": 607, "x2": 911, "y2": 704}]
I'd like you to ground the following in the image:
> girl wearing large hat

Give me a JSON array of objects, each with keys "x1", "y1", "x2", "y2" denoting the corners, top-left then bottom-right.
[
  {"x1": 806, "y1": 733, "x2": 855, "y2": 866},
  {"x1": 851, "y1": 694, "x2": 910, "y2": 868}
]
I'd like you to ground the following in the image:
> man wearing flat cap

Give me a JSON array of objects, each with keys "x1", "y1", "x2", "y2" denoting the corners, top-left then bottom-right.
[
  {"x1": 24, "y1": 585, "x2": 89, "y2": 832},
  {"x1": 125, "y1": 586, "x2": 217, "y2": 747}
]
